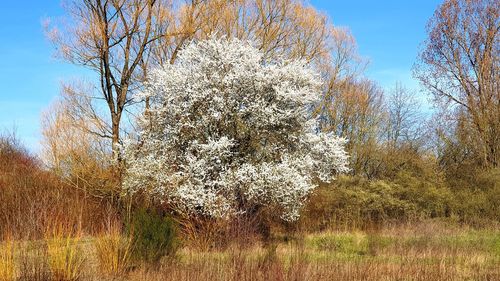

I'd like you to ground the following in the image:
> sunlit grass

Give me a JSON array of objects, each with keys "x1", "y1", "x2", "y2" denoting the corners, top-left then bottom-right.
[
  {"x1": 0, "y1": 236, "x2": 16, "y2": 281},
  {"x1": 94, "y1": 223, "x2": 133, "y2": 277},
  {"x1": 1, "y1": 223, "x2": 499, "y2": 280},
  {"x1": 44, "y1": 225, "x2": 85, "y2": 281}
]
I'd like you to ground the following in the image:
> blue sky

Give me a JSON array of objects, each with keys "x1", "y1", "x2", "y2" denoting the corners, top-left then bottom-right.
[
  {"x1": 0, "y1": 1, "x2": 441, "y2": 153},
  {"x1": 311, "y1": 0, "x2": 441, "y2": 88},
  {"x1": 0, "y1": 1, "x2": 82, "y2": 152}
]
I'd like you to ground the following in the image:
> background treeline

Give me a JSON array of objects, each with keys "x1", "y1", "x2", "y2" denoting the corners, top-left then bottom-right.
[{"x1": 2, "y1": 0, "x2": 499, "y2": 242}]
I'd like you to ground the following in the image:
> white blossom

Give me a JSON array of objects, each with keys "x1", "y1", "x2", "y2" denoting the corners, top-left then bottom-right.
[{"x1": 122, "y1": 36, "x2": 349, "y2": 221}]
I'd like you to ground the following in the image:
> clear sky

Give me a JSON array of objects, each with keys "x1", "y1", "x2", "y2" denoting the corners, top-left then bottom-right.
[{"x1": 0, "y1": 0, "x2": 442, "y2": 153}]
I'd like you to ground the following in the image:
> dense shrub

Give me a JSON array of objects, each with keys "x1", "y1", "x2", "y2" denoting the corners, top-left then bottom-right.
[
  {"x1": 392, "y1": 171, "x2": 453, "y2": 218},
  {"x1": 449, "y1": 168, "x2": 500, "y2": 226},
  {"x1": 301, "y1": 172, "x2": 499, "y2": 231},
  {"x1": 0, "y1": 133, "x2": 116, "y2": 239},
  {"x1": 301, "y1": 176, "x2": 419, "y2": 230},
  {"x1": 127, "y1": 208, "x2": 178, "y2": 264}
]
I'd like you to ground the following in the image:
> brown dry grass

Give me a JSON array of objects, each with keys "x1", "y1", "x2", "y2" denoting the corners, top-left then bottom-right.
[{"x1": 1, "y1": 222, "x2": 498, "y2": 281}]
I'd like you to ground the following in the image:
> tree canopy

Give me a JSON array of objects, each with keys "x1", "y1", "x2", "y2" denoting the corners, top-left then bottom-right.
[{"x1": 122, "y1": 37, "x2": 349, "y2": 221}]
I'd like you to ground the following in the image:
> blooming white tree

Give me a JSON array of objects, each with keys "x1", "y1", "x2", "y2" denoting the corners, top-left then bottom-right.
[{"x1": 123, "y1": 37, "x2": 349, "y2": 221}]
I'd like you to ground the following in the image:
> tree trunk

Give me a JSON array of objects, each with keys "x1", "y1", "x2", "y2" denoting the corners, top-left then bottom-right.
[{"x1": 111, "y1": 114, "x2": 121, "y2": 161}]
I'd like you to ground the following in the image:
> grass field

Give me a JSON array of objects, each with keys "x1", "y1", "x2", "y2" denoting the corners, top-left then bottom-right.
[{"x1": 1, "y1": 221, "x2": 499, "y2": 281}]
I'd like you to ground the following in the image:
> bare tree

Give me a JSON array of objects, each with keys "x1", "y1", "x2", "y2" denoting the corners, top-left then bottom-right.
[
  {"x1": 384, "y1": 83, "x2": 424, "y2": 148},
  {"x1": 316, "y1": 76, "x2": 385, "y2": 177},
  {"x1": 41, "y1": 93, "x2": 119, "y2": 199},
  {"x1": 415, "y1": 0, "x2": 500, "y2": 167},
  {"x1": 46, "y1": 0, "x2": 172, "y2": 157},
  {"x1": 153, "y1": 0, "x2": 333, "y2": 64}
]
